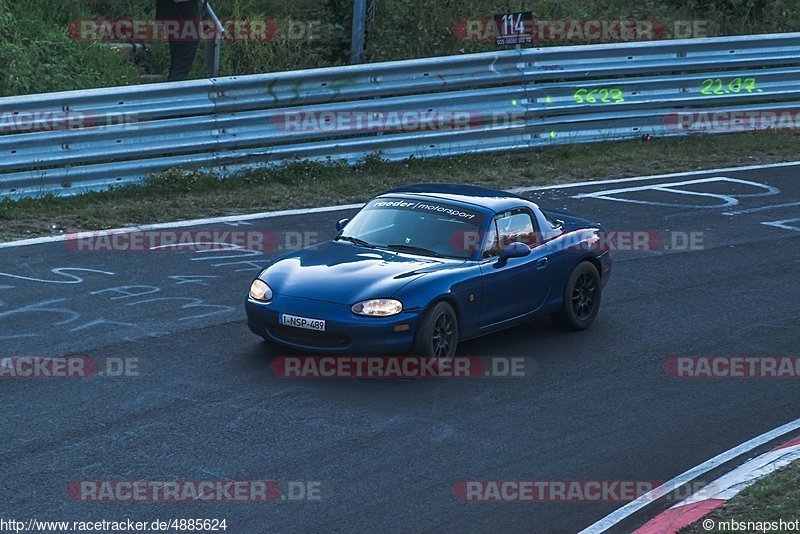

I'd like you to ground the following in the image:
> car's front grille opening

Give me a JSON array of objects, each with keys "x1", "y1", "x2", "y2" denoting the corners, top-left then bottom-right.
[{"x1": 272, "y1": 326, "x2": 350, "y2": 349}]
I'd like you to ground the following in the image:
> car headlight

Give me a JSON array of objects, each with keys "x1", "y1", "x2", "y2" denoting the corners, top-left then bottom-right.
[
  {"x1": 249, "y1": 279, "x2": 273, "y2": 302},
  {"x1": 351, "y1": 299, "x2": 403, "y2": 317}
]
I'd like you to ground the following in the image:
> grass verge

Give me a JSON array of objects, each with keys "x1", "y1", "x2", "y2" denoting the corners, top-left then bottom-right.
[
  {"x1": 2, "y1": 130, "x2": 800, "y2": 242},
  {"x1": 680, "y1": 459, "x2": 800, "y2": 533}
]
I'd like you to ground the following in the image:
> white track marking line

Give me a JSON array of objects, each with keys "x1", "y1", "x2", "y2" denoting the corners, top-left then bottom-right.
[
  {"x1": 509, "y1": 160, "x2": 800, "y2": 192},
  {"x1": 579, "y1": 417, "x2": 800, "y2": 534},
  {"x1": 723, "y1": 200, "x2": 800, "y2": 215},
  {"x1": 3, "y1": 160, "x2": 800, "y2": 250},
  {"x1": 570, "y1": 177, "x2": 780, "y2": 209},
  {"x1": 762, "y1": 218, "x2": 800, "y2": 232}
]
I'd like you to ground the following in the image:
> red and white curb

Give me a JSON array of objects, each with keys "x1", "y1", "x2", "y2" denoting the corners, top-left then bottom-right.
[
  {"x1": 633, "y1": 435, "x2": 800, "y2": 533},
  {"x1": 581, "y1": 418, "x2": 800, "y2": 534}
]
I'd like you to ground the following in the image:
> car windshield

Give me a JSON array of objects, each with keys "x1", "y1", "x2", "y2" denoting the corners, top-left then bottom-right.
[{"x1": 338, "y1": 197, "x2": 485, "y2": 259}]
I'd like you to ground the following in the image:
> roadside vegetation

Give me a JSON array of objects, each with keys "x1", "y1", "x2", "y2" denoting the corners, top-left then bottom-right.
[
  {"x1": 680, "y1": 459, "x2": 800, "y2": 533},
  {"x1": 3, "y1": 0, "x2": 800, "y2": 96}
]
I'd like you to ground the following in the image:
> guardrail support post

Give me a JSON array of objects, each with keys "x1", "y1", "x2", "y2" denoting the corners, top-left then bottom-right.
[
  {"x1": 204, "y1": 1, "x2": 224, "y2": 77},
  {"x1": 350, "y1": 0, "x2": 367, "y2": 64},
  {"x1": 207, "y1": 35, "x2": 221, "y2": 77}
]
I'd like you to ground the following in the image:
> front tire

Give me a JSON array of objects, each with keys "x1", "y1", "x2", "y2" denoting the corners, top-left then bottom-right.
[
  {"x1": 551, "y1": 261, "x2": 601, "y2": 330},
  {"x1": 412, "y1": 301, "x2": 459, "y2": 358}
]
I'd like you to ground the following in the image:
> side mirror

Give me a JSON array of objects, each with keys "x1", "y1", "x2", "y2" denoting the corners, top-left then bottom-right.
[
  {"x1": 336, "y1": 218, "x2": 350, "y2": 232},
  {"x1": 495, "y1": 242, "x2": 530, "y2": 267}
]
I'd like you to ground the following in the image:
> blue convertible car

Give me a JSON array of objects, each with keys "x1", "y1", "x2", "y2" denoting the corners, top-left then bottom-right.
[{"x1": 246, "y1": 184, "x2": 611, "y2": 357}]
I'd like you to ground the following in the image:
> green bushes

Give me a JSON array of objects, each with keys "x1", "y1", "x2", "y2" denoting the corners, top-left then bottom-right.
[
  {"x1": 365, "y1": 0, "x2": 800, "y2": 60},
  {"x1": 3, "y1": 0, "x2": 800, "y2": 97},
  {"x1": 674, "y1": 0, "x2": 800, "y2": 34},
  {"x1": 0, "y1": 0, "x2": 140, "y2": 96},
  {"x1": 365, "y1": 0, "x2": 675, "y2": 60}
]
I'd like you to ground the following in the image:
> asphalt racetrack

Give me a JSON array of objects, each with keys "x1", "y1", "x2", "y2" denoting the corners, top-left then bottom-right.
[{"x1": 1, "y1": 165, "x2": 799, "y2": 532}]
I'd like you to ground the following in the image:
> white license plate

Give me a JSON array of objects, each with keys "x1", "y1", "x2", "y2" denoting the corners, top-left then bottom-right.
[{"x1": 280, "y1": 314, "x2": 326, "y2": 331}]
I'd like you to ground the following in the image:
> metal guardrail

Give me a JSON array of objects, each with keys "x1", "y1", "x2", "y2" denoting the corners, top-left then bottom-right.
[{"x1": 3, "y1": 33, "x2": 800, "y2": 198}]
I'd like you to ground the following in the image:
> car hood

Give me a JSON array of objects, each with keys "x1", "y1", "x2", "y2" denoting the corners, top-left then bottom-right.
[{"x1": 262, "y1": 241, "x2": 464, "y2": 304}]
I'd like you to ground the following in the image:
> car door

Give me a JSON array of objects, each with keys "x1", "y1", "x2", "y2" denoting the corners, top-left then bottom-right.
[{"x1": 479, "y1": 209, "x2": 554, "y2": 328}]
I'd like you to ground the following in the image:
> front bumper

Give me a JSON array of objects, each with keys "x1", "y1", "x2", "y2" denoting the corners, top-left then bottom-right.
[{"x1": 246, "y1": 294, "x2": 423, "y2": 354}]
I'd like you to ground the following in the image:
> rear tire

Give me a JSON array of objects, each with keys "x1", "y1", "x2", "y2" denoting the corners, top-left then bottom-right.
[
  {"x1": 551, "y1": 261, "x2": 601, "y2": 330},
  {"x1": 412, "y1": 301, "x2": 459, "y2": 358}
]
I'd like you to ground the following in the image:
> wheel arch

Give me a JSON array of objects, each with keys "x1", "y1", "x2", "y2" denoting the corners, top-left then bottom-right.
[
  {"x1": 428, "y1": 294, "x2": 461, "y2": 322},
  {"x1": 583, "y1": 256, "x2": 603, "y2": 278},
  {"x1": 422, "y1": 294, "x2": 463, "y2": 339}
]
